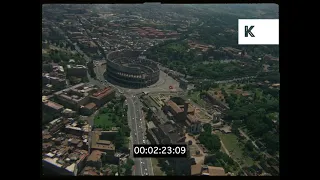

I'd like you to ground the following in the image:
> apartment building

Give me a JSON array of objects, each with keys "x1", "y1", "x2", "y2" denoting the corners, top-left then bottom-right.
[
  {"x1": 54, "y1": 83, "x2": 96, "y2": 110},
  {"x1": 80, "y1": 102, "x2": 97, "y2": 116},
  {"x1": 67, "y1": 65, "x2": 88, "y2": 77},
  {"x1": 86, "y1": 150, "x2": 103, "y2": 169},
  {"x1": 191, "y1": 164, "x2": 226, "y2": 176},
  {"x1": 42, "y1": 99, "x2": 64, "y2": 117},
  {"x1": 89, "y1": 87, "x2": 115, "y2": 107},
  {"x1": 91, "y1": 131, "x2": 115, "y2": 155}
]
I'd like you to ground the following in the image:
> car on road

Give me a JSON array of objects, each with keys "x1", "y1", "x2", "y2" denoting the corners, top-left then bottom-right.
[
  {"x1": 143, "y1": 140, "x2": 145, "y2": 144},
  {"x1": 135, "y1": 133, "x2": 137, "y2": 136}
]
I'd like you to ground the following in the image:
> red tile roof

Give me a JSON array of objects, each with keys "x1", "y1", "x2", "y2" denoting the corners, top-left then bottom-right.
[
  {"x1": 91, "y1": 87, "x2": 114, "y2": 99},
  {"x1": 84, "y1": 102, "x2": 97, "y2": 109},
  {"x1": 167, "y1": 100, "x2": 183, "y2": 113}
]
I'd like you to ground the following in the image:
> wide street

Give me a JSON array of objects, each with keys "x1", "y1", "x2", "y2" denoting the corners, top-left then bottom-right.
[
  {"x1": 92, "y1": 60, "x2": 155, "y2": 176},
  {"x1": 89, "y1": 62, "x2": 155, "y2": 176},
  {"x1": 127, "y1": 95, "x2": 154, "y2": 176}
]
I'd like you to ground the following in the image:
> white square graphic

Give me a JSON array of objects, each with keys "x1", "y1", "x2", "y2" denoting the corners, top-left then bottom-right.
[{"x1": 238, "y1": 19, "x2": 279, "y2": 45}]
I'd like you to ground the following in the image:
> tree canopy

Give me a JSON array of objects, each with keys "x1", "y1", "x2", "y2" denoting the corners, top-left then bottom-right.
[{"x1": 198, "y1": 124, "x2": 221, "y2": 153}]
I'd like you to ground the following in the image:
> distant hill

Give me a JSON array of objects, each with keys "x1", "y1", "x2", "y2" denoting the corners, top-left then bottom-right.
[{"x1": 185, "y1": 4, "x2": 278, "y2": 19}]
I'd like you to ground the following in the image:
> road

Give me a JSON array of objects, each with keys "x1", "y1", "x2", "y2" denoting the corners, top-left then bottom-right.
[
  {"x1": 127, "y1": 95, "x2": 154, "y2": 176},
  {"x1": 54, "y1": 25, "x2": 93, "y2": 64},
  {"x1": 54, "y1": 26, "x2": 106, "y2": 89},
  {"x1": 92, "y1": 59, "x2": 154, "y2": 176},
  {"x1": 93, "y1": 61, "x2": 106, "y2": 81},
  {"x1": 54, "y1": 25, "x2": 108, "y2": 155},
  {"x1": 92, "y1": 69, "x2": 154, "y2": 176},
  {"x1": 214, "y1": 76, "x2": 257, "y2": 84},
  {"x1": 190, "y1": 76, "x2": 256, "y2": 84},
  {"x1": 148, "y1": 58, "x2": 257, "y2": 85},
  {"x1": 220, "y1": 140, "x2": 231, "y2": 157},
  {"x1": 238, "y1": 128, "x2": 260, "y2": 150}
]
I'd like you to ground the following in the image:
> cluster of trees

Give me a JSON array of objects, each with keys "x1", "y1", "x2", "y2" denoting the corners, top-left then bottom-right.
[
  {"x1": 187, "y1": 61, "x2": 259, "y2": 80},
  {"x1": 119, "y1": 95, "x2": 126, "y2": 103},
  {"x1": 43, "y1": 27, "x2": 65, "y2": 42},
  {"x1": 114, "y1": 129, "x2": 129, "y2": 152},
  {"x1": 42, "y1": 49, "x2": 86, "y2": 66},
  {"x1": 243, "y1": 140, "x2": 262, "y2": 161},
  {"x1": 143, "y1": 12, "x2": 279, "y2": 82},
  {"x1": 120, "y1": 158, "x2": 135, "y2": 175},
  {"x1": 259, "y1": 156, "x2": 279, "y2": 175},
  {"x1": 224, "y1": 88, "x2": 279, "y2": 155},
  {"x1": 145, "y1": 108, "x2": 153, "y2": 121},
  {"x1": 101, "y1": 156, "x2": 123, "y2": 175},
  {"x1": 187, "y1": 72, "x2": 279, "y2": 155},
  {"x1": 77, "y1": 119, "x2": 86, "y2": 127},
  {"x1": 145, "y1": 41, "x2": 261, "y2": 80},
  {"x1": 43, "y1": 39, "x2": 76, "y2": 51},
  {"x1": 204, "y1": 151, "x2": 236, "y2": 172},
  {"x1": 96, "y1": 100, "x2": 129, "y2": 134},
  {"x1": 193, "y1": 78, "x2": 279, "y2": 156},
  {"x1": 94, "y1": 98, "x2": 130, "y2": 151},
  {"x1": 87, "y1": 61, "x2": 96, "y2": 78},
  {"x1": 190, "y1": 12, "x2": 279, "y2": 58},
  {"x1": 192, "y1": 81, "x2": 219, "y2": 93},
  {"x1": 240, "y1": 83, "x2": 279, "y2": 102},
  {"x1": 244, "y1": 45, "x2": 279, "y2": 58},
  {"x1": 85, "y1": 50, "x2": 104, "y2": 60},
  {"x1": 156, "y1": 157, "x2": 196, "y2": 176},
  {"x1": 157, "y1": 158, "x2": 175, "y2": 176},
  {"x1": 198, "y1": 124, "x2": 221, "y2": 153},
  {"x1": 197, "y1": 28, "x2": 237, "y2": 48},
  {"x1": 256, "y1": 71, "x2": 280, "y2": 83}
]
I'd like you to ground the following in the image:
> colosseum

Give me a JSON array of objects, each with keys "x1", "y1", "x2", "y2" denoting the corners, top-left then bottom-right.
[{"x1": 105, "y1": 50, "x2": 160, "y2": 88}]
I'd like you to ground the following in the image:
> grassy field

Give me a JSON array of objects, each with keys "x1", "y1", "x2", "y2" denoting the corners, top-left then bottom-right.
[
  {"x1": 216, "y1": 131, "x2": 254, "y2": 167},
  {"x1": 94, "y1": 113, "x2": 116, "y2": 128},
  {"x1": 151, "y1": 158, "x2": 165, "y2": 176},
  {"x1": 187, "y1": 91, "x2": 207, "y2": 107},
  {"x1": 220, "y1": 145, "x2": 227, "y2": 154}
]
